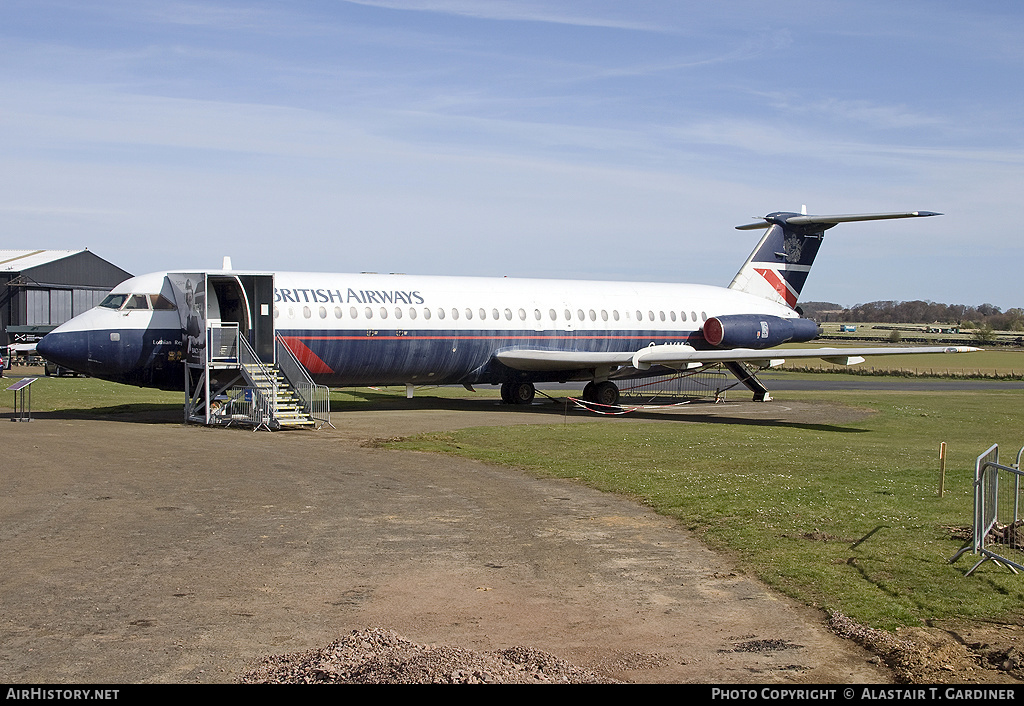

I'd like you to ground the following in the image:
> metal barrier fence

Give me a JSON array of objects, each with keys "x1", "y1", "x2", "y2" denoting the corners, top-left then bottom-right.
[
  {"x1": 208, "y1": 385, "x2": 276, "y2": 431},
  {"x1": 619, "y1": 368, "x2": 730, "y2": 402},
  {"x1": 950, "y1": 444, "x2": 1024, "y2": 576}
]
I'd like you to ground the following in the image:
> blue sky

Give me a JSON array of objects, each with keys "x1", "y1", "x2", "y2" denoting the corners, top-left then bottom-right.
[{"x1": 1, "y1": 0, "x2": 1021, "y2": 309}]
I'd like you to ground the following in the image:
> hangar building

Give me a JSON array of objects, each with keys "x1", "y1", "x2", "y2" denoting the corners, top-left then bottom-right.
[{"x1": 0, "y1": 250, "x2": 132, "y2": 346}]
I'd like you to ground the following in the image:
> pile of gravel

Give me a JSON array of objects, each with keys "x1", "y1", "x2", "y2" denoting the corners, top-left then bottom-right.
[{"x1": 240, "y1": 628, "x2": 619, "y2": 684}]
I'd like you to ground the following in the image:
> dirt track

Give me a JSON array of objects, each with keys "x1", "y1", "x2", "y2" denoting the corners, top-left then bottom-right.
[{"x1": 0, "y1": 393, "x2": 894, "y2": 684}]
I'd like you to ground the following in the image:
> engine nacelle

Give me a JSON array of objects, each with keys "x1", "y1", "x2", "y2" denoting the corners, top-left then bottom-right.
[{"x1": 702, "y1": 314, "x2": 820, "y2": 349}]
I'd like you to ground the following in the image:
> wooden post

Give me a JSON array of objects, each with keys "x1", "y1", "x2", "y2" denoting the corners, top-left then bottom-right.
[{"x1": 939, "y1": 442, "x2": 947, "y2": 497}]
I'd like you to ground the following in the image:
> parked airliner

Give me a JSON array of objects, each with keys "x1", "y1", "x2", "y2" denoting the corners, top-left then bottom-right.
[{"x1": 36, "y1": 210, "x2": 977, "y2": 406}]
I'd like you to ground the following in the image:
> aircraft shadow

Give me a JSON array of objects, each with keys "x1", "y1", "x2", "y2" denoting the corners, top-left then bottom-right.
[
  {"x1": 7, "y1": 404, "x2": 185, "y2": 425},
  {"x1": 3, "y1": 394, "x2": 868, "y2": 434},
  {"x1": 330, "y1": 393, "x2": 870, "y2": 434}
]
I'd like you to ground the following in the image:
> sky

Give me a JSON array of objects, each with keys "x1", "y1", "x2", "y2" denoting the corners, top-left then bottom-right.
[{"x1": 1, "y1": 0, "x2": 1021, "y2": 309}]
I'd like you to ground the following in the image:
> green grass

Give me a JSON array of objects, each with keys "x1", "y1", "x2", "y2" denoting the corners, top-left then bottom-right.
[
  {"x1": 386, "y1": 389, "x2": 1024, "y2": 630},
  {"x1": 1, "y1": 374, "x2": 182, "y2": 414}
]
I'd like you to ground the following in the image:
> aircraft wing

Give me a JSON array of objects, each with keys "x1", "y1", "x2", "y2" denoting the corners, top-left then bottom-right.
[{"x1": 496, "y1": 345, "x2": 980, "y2": 373}]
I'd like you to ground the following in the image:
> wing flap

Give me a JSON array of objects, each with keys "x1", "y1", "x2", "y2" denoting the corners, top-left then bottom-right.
[{"x1": 495, "y1": 349, "x2": 634, "y2": 372}]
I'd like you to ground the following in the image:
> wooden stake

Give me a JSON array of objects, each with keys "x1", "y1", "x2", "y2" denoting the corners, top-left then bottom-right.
[{"x1": 939, "y1": 442, "x2": 947, "y2": 497}]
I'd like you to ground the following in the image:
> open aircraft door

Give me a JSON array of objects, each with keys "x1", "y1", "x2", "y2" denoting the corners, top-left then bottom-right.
[
  {"x1": 166, "y1": 272, "x2": 275, "y2": 365},
  {"x1": 233, "y1": 273, "x2": 275, "y2": 363}
]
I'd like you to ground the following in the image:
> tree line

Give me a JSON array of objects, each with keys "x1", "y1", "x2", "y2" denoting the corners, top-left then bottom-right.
[{"x1": 800, "y1": 300, "x2": 1024, "y2": 331}]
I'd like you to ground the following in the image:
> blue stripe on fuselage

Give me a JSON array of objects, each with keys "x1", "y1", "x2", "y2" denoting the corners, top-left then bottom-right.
[{"x1": 278, "y1": 327, "x2": 701, "y2": 386}]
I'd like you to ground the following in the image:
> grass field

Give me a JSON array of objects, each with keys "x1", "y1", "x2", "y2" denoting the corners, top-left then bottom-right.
[
  {"x1": 7, "y1": 367, "x2": 1024, "y2": 632},
  {"x1": 387, "y1": 388, "x2": 1024, "y2": 631}
]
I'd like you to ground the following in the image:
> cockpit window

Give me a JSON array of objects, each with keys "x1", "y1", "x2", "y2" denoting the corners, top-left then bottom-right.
[
  {"x1": 149, "y1": 294, "x2": 176, "y2": 310},
  {"x1": 100, "y1": 293, "x2": 177, "y2": 311},
  {"x1": 99, "y1": 294, "x2": 128, "y2": 310},
  {"x1": 123, "y1": 294, "x2": 150, "y2": 310}
]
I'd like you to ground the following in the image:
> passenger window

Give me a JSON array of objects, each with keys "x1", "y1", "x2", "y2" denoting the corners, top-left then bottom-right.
[
  {"x1": 409, "y1": 308, "x2": 417, "y2": 320},
  {"x1": 395, "y1": 307, "x2": 403, "y2": 319},
  {"x1": 364, "y1": 307, "x2": 373, "y2": 319},
  {"x1": 519, "y1": 308, "x2": 526, "y2": 321},
  {"x1": 601, "y1": 310, "x2": 608, "y2": 321},
  {"x1": 380, "y1": 307, "x2": 388, "y2": 319},
  {"x1": 691, "y1": 311, "x2": 697, "y2": 321},
  {"x1": 588, "y1": 309, "x2": 596, "y2": 321},
  {"x1": 465, "y1": 308, "x2": 473, "y2": 320},
  {"x1": 451, "y1": 308, "x2": 459, "y2": 320},
  {"x1": 437, "y1": 308, "x2": 445, "y2": 319},
  {"x1": 335, "y1": 306, "x2": 343, "y2": 319},
  {"x1": 423, "y1": 308, "x2": 431, "y2": 320},
  {"x1": 350, "y1": 306, "x2": 358, "y2": 318},
  {"x1": 492, "y1": 308, "x2": 499, "y2": 320},
  {"x1": 504, "y1": 308, "x2": 512, "y2": 320},
  {"x1": 479, "y1": 308, "x2": 487, "y2": 320},
  {"x1": 319, "y1": 306, "x2": 327, "y2": 319}
]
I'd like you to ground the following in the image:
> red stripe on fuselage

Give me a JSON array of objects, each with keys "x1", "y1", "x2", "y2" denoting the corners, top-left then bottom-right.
[{"x1": 280, "y1": 336, "x2": 335, "y2": 374}]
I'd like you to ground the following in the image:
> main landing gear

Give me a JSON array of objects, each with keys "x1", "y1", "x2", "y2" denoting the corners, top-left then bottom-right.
[
  {"x1": 499, "y1": 380, "x2": 621, "y2": 406},
  {"x1": 582, "y1": 381, "x2": 619, "y2": 406},
  {"x1": 500, "y1": 382, "x2": 536, "y2": 405}
]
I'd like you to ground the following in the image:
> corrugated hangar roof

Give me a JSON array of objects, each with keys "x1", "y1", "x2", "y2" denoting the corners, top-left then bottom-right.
[{"x1": 0, "y1": 250, "x2": 87, "y2": 272}]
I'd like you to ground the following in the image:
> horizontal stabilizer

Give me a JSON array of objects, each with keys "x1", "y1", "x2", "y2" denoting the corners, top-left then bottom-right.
[{"x1": 736, "y1": 211, "x2": 942, "y2": 230}]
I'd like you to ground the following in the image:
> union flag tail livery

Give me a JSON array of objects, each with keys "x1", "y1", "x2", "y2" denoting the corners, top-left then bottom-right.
[{"x1": 729, "y1": 211, "x2": 942, "y2": 309}]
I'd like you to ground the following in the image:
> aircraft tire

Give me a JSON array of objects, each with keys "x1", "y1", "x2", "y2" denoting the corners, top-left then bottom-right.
[
  {"x1": 509, "y1": 382, "x2": 535, "y2": 405},
  {"x1": 593, "y1": 381, "x2": 620, "y2": 406},
  {"x1": 582, "y1": 382, "x2": 597, "y2": 402},
  {"x1": 500, "y1": 383, "x2": 514, "y2": 404}
]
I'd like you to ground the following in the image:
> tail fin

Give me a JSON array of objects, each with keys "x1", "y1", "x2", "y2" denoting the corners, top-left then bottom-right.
[{"x1": 728, "y1": 210, "x2": 941, "y2": 309}]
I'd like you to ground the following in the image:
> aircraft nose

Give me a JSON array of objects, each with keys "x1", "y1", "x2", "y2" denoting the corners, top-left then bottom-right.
[{"x1": 36, "y1": 327, "x2": 89, "y2": 374}]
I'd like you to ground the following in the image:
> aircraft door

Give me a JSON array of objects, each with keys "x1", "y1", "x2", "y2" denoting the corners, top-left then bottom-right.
[{"x1": 238, "y1": 274, "x2": 275, "y2": 363}]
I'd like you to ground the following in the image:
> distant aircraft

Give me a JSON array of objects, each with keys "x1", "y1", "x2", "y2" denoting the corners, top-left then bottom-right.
[{"x1": 37, "y1": 210, "x2": 977, "y2": 409}]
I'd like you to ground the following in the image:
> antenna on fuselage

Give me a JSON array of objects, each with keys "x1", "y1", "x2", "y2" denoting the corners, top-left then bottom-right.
[{"x1": 222, "y1": 256, "x2": 232, "y2": 270}]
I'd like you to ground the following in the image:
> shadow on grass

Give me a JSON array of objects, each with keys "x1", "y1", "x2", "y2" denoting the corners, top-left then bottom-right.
[
  {"x1": 329, "y1": 391, "x2": 871, "y2": 434},
  {"x1": 7, "y1": 403, "x2": 184, "y2": 425},
  {"x1": 3, "y1": 392, "x2": 870, "y2": 434}
]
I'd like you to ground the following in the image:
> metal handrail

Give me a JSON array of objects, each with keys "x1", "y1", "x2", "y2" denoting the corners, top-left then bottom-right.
[{"x1": 275, "y1": 335, "x2": 332, "y2": 428}]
